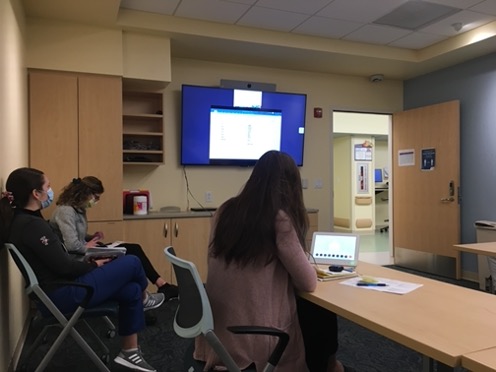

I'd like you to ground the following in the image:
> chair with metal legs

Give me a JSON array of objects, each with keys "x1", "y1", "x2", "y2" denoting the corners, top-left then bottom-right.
[{"x1": 5, "y1": 243, "x2": 118, "y2": 372}]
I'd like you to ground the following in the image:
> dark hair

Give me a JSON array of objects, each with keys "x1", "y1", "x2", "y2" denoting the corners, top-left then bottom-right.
[
  {"x1": 0, "y1": 167, "x2": 45, "y2": 244},
  {"x1": 56, "y1": 176, "x2": 104, "y2": 209},
  {"x1": 211, "y1": 150, "x2": 308, "y2": 267}
]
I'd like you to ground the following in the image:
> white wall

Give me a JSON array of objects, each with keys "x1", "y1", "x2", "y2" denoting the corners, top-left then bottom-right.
[
  {"x1": 123, "y1": 58, "x2": 403, "y2": 231},
  {"x1": 0, "y1": 0, "x2": 30, "y2": 370}
]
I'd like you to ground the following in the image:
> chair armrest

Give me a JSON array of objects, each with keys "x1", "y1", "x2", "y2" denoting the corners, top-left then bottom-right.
[{"x1": 227, "y1": 326, "x2": 289, "y2": 367}]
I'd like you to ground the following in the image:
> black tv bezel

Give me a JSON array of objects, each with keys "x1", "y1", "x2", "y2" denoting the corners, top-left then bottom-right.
[{"x1": 180, "y1": 84, "x2": 307, "y2": 167}]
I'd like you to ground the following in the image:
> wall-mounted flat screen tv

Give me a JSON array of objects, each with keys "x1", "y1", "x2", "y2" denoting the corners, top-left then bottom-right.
[{"x1": 181, "y1": 84, "x2": 307, "y2": 166}]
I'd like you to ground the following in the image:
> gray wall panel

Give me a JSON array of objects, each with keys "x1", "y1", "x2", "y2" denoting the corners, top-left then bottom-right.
[{"x1": 404, "y1": 52, "x2": 496, "y2": 274}]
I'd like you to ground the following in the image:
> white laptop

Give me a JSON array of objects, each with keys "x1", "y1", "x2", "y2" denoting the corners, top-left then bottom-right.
[{"x1": 310, "y1": 232, "x2": 360, "y2": 268}]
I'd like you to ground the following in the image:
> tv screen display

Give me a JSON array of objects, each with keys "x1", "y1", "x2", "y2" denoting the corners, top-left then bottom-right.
[
  {"x1": 374, "y1": 168, "x2": 383, "y2": 183},
  {"x1": 181, "y1": 84, "x2": 307, "y2": 166}
]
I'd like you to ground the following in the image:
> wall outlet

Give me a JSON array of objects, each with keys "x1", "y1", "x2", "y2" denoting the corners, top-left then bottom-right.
[
  {"x1": 205, "y1": 191, "x2": 213, "y2": 203},
  {"x1": 314, "y1": 179, "x2": 323, "y2": 189}
]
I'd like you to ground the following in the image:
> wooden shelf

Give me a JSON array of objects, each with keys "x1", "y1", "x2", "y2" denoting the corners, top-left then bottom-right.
[
  {"x1": 123, "y1": 113, "x2": 163, "y2": 119},
  {"x1": 123, "y1": 131, "x2": 162, "y2": 136},
  {"x1": 122, "y1": 91, "x2": 164, "y2": 164}
]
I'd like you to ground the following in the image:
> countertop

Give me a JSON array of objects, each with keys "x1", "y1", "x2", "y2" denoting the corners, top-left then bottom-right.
[
  {"x1": 123, "y1": 208, "x2": 319, "y2": 220},
  {"x1": 123, "y1": 210, "x2": 214, "y2": 220}
]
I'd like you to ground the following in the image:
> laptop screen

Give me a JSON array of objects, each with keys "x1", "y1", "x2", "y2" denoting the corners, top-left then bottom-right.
[{"x1": 310, "y1": 232, "x2": 360, "y2": 267}]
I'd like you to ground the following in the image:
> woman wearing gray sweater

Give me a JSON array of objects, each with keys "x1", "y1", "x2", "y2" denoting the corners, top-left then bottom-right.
[{"x1": 49, "y1": 176, "x2": 178, "y2": 301}]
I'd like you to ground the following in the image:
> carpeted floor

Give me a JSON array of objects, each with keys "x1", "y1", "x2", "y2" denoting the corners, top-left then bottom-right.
[{"x1": 16, "y1": 265, "x2": 477, "y2": 372}]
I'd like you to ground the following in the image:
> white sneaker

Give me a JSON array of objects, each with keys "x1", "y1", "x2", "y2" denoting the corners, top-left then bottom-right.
[
  {"x1": 143, "y1": 292, "x2": 165, "y2": 311},
  {"x1": 114, "y1": 349, "x2": 156, "y2": 372}
]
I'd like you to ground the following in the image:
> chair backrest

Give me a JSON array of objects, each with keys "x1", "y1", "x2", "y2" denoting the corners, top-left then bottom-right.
[
  {"x1": 164, "y1": 246, "x2": 290, "y2": 372},
  {"x1": 6, "y1": 242, "x2": 68, "y2": 319},
  {"x1": 164, "y1": 246, "x2": 242, "y2": 371},
  {"x1": 5, "y1": 243, "x2": 39, "y2": 297},
  {"x1": 163, "y1": 246, "x2": 214, "y2": 338}
]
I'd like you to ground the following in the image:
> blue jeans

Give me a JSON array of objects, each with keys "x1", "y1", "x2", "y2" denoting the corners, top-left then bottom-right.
[{"x1": 47, "y1": 255, "x2": 148, "y2": 336}]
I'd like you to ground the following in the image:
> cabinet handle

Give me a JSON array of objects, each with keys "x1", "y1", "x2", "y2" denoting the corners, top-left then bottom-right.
[
  {"x1": 174, "y1": 223, "x2": 179, "y2": 238},
  {"x1": 164, "y1": 222, "x2": 168, "y2": 238}
]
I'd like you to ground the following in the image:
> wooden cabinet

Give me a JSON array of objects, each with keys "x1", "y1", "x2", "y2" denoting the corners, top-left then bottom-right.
[
  {"x1": 123, "y1": 92, "x2": 164, "y2": 165},
  {"x1": 29, "y1": 70, "x2": 122, "y2": 223},
  {"x1": 124, "y1": 212, "x2": 315, "y2": 289},
  {"x1": 124, "y1": 216, "x2": 211, "y2": 289}
]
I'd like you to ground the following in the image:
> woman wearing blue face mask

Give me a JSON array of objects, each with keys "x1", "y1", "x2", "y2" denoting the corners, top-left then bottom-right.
[
  {"x1": 40, "y1": 186, "x2": 54, "y2": 209},
  {"x1": 49, "y1": 176, "x2": 178, "y2": 301},
  {"x1": 0, "y1": 167, "x2": 160, "y2": 372}
]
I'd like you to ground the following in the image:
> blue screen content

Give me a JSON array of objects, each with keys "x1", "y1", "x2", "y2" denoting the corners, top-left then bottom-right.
[
  {"x1": 374, "y1": 168, "x2": 383, "y2": 183},
  {"x1": 181, "y1": 85, "x2": 306, "y2": 166}
]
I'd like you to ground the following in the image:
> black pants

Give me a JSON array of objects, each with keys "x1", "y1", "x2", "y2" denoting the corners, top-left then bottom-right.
[
  {"x1": 118, "y1": 243, "x2": 161, "y2": 285},
  {"x1": 297, "y1": 297, "x2": 339, "y2": 372}
]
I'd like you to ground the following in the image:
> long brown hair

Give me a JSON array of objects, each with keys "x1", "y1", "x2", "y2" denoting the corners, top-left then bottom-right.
[
  {"x1": 56, "y1": 176, "x2": 104, "y2": 209},
  {"x1": 211, "y1": 150, "x2": 308, "y2": 267}
]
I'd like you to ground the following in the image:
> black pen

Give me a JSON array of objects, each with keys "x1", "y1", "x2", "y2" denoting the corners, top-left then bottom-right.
[{"x1": 356, "y1": 282, "x2": 387, "y2": 287}]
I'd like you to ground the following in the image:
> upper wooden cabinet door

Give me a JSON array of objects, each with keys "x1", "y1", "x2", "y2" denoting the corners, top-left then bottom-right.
[
  {"x1": 29, "y1": 70, "x2": 122, "y2": 222},
  {"x1": 29, "y1": 70, "x2": 79, "y2": 218},
  {"x1": 78, "y1": 75, "x2": 123, "y2": 222}
]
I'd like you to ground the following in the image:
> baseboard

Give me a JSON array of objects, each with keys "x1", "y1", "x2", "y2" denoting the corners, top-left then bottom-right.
[{"x1": 460, "y1": 270, "x2": 478, "y2": 283}]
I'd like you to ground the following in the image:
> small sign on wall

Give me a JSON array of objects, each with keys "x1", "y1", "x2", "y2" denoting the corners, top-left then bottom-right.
[
  {"x1": 398, "y1": 149, "x2": 415, "y2": 167},
  {"x1": 421, "y1": 148, "x2": 435, "y2": 170},
  {"x1": 354, "y1": 141, "x2": 373, "y2": 161}
]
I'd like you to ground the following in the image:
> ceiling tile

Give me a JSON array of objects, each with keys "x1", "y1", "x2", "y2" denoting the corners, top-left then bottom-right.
[
  {"x1": 343, "y1": 24, "x2": 412, "y2": 45},
  {"x1": 294, "y1": 16, "x2": 363, "y2": 38},
  {"x1": 176, "y1": 0, "x2": 250, "y2": 23},
  {"x1": 120, "y1": 0, "x2": 179, "y2": 15},
  {"x1": 427, "y1": 0, "x2": 485, "y2": 10},
  {"x1": 469, "y1": 0, "x2": 496, "y2": 16},
  {"x1": 388, "y1": 32, "x2": 447, "y2": 49},
  {"x1": 421, "y1": 10, "x2": 495, "y2": 36},
  {"x1": 254, "y1": 0, "x2": 333, "y2": 15},
  {"x1": 222, "y1": 0, "x2": 257, "y2": 5},
  {"x1": 238, "y1": 6, "x2": 309, "y2": 32}
]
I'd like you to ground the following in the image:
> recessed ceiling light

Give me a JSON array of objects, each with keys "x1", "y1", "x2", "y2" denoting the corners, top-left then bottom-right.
[{"x1": 373, "y1": 1, "x2": 461, "y2": 31}]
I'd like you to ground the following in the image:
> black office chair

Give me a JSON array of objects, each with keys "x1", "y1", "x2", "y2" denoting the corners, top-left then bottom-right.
[
  {"x1": 163, "y1": 246, "x2": 289, "y2": 372},
  {"x1": 5, "y1": 243, "x2": 118, "y2": 372}
]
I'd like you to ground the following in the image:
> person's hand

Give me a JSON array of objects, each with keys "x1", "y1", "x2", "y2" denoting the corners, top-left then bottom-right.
[
  {"x1": 93, "y1": 231, "x2": 104, "y2": 240},
  {"x1": 85, "y1": 236, "x2": 100, "y2": 248},
  {"x1": 94, "y1": 258, "x2": 112, "y2": 267}
]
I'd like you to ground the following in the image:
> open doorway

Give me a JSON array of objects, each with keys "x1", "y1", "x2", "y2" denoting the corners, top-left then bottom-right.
[{"x1": 332, "y1": 111, "x2": 392, "y2": 265}]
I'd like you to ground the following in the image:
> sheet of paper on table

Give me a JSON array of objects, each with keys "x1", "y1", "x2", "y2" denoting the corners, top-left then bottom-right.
[{"x1": 340, "y1": 276, "x2": 423, "y2": 295}]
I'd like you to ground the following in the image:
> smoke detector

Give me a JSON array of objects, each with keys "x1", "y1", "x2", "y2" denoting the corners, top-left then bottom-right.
[
  {"x1": 369, "y1": 74, "x2": 384, "y2": 83},
  {"x1": 452, "y1": 22, "x2": 463, "y2": 32}
]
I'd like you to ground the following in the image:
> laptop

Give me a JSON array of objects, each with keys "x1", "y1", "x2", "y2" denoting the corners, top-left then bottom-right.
[{"x1": 310, "y1": 232, "x2": 360, "y2": 269}]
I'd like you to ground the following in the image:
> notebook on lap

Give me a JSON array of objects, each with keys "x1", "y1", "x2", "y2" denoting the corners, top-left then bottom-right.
[
  {"x1": 72, "y1": 246, "x2": 127, "y2": 263},
  {"x1": 309, "y1": 232, "x2": 360, "y2": 281}
]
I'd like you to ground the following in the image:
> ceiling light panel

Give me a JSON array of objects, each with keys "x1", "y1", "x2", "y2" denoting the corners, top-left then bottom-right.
[
  {"x1": 373, "y1": 1, "x2": 461, "y2": 30},
  {"x1": 317, "y1": 0, "x2": 409, "y2": 24}
]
